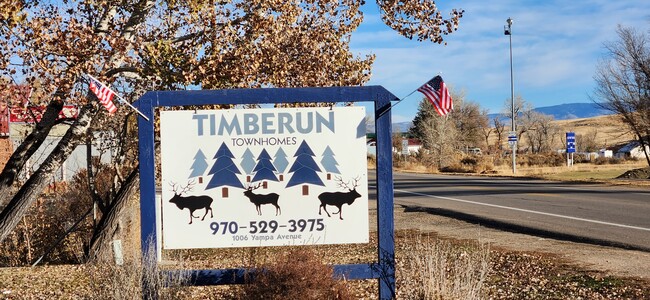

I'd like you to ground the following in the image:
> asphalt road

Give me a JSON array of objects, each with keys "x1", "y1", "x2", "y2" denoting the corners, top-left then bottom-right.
[{"x1": 369, "y1": 171, "x2": 650, "y2": 251}]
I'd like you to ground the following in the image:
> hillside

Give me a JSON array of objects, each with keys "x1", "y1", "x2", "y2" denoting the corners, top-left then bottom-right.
[
  {"x1": 552, "y1": 114, "x2": 633, "y2": 148},
  {"x1": 534, "y1": 103, "x2": 611, "y2": 120},
  {"x1": 488, "y1": 102, "x2": 611, "y2": 122},
  {"x1": 484, "y1": 114, "x2": 634, "y2": 150},
  {"x1": 387, "y1": 103, "x2": 613, "y2": 134}
]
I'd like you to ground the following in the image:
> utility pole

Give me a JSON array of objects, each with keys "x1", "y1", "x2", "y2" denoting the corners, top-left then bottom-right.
[{"x1": 504, "y1": 17, "x2": 516, "y2": 174}]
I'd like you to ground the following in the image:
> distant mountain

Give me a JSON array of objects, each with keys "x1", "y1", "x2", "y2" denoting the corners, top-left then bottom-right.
[
  {"x1": 488, "y1": 102, "x2": 612, "y2": 122},
  {"x1": 371, "y1": 103, "x2": 613, "y2": 133},
  {"x1": 392, "y1": 122, "x2": 413, "y2": 133},
  {"x1": 531, "y1": 103, "x2": 612, "y2": 120}
]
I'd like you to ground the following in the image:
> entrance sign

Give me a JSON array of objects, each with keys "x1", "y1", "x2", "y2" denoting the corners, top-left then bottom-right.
[
  {"x1": 566, "y1": 132, "x2": 576, "y2": 167},
  {"x1": 159, "y1": 107, "x2": 369, "y2": 249},
  {"x1": 566, "y1": 132, "x2": 576, "y2": 153},
  {"x1": 135, "y1": 86, "x2": 397, "y2": 299}
]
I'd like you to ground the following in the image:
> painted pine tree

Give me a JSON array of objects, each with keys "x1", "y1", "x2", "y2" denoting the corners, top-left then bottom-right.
[
  {"x1": 240, "y1": 148, "x2": 256, "y2": 183},
  {"x1": 273, "y1": 147, "x2": 289, "y2": 181},
  {"x1": 320, "y1": 146, "x2": 340, "y2": 180},
  {"x1": 251, "y1": 149, "x2": 279, "y2": 188},
  {"x1": 189, "y1": 149, "x2": 209, "y2": 184},
  {"x1": 207, "y1": 142, "x2": 244, "y2": 197},
  {"x1": 286, "y1": 140, "x2": 324, "y2": 195}
]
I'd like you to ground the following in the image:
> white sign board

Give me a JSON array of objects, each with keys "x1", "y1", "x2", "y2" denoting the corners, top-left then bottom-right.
[
  {"x1": 160, "y1": 107, "x2": 369, "y2": 249},
  {"x1": 401, "y1": 139, "x2": 409, "y2": 155}
]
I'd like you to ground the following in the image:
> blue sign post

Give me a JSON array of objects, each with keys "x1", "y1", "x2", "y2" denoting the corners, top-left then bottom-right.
[
  {"x1": 134, "y1": 86, "x2": 397, "y2": 299},
  {"x1": 566, "y1": 132, "x2": 576, "y2": 166},
  {"x1": 566, "y1": 132, "x2": 576, "y2": 153}
]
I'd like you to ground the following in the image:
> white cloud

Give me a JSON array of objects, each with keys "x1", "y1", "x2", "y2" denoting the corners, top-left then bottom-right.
[{"x1": 351, "y1": 0, "x2": 650, "y2": 115}]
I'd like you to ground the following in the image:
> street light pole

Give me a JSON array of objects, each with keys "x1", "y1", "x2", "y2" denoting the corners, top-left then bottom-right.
[{"x1": 505, "y1": 17, "x2": 516, "y2": 174}]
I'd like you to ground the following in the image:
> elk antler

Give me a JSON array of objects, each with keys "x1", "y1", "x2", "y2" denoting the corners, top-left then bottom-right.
[
  {"x1": 246, "y1": 182, "x2": 262, "y2": 191},
  {"x1": 335, "y1": 176, "x2": 360, "y2": 191},
  {"x1": 178, "y1": 179, "x2": 196, "y2": 195},
  {"x1": 351, "y1": 176, "x2": 360, "y2": 189}
]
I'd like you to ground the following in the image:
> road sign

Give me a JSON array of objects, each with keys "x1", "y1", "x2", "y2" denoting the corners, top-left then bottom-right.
[
  {"x1": 508, "y1": 134, "x2": 517, "y2": 146},
  {"x1": 566, "y1": 132, "x2": 576, "y2": 153}
]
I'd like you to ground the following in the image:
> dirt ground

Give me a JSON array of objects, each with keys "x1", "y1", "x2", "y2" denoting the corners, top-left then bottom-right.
[{"x1": 372, "y1": 201, "x2": 650, "y2": 281}]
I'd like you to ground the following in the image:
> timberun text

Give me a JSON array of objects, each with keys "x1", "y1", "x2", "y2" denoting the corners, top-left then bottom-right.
[{"x1": 193, "y1": 111, "x2": 335, "y2": 136}]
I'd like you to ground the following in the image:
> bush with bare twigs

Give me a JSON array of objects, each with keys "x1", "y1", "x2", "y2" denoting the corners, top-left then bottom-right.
[
  {"x1": 397, "y1": 235, "x2": 490, "y2": 299},
  {"x1": 237, "y1": 248, "x2": 352, "y2": 300},
  {"x1": 85, "y1": 239, "x2": 190, "y2": 299},
  {"x1": 0, "y1": 170, "x2": 96, "y2": 266}
]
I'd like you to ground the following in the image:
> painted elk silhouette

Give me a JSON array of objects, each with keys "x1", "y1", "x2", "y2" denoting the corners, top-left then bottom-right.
[
  {"x1": 318, "y1": 176, "x2": 361, "y2": 220},
  {"x1": 168, "y1": 181, "x2": 214, "y2": 224},
  {"x1": 244, "y1": 183, "x2": 281, "y2": 216}
]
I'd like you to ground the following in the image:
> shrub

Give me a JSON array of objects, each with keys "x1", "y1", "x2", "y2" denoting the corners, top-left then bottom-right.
[
  {"x1": 440, "y1": 163, "x2": 472, "y2": 173},
  {"x1": 460, "y1": 157, "x2": 478, "y2": 166},
  {"x1": 518, "y1": 153, "x2": 565, "y2": 167},
  {"x1": 397, "y1": 235, "x2": 490, "y2": 299},
  {"x1": 86, "y1": 238, "x2": 190, "y2": 300},
  {"x1": 0, "y1": 185, "x2": 93, "y2": 266},
  {"x1": 238, "y1": 248, "x2": 352, "y2": 300},
  {"x1": 593, "y1": 156, "x2": 624, "y2": 165},
  {"x1": 439, "y1": 155, "x2": 494, "y2": 174},
  {"x1": 0, "y1": 165, "x2": 116, "y2": 267}
]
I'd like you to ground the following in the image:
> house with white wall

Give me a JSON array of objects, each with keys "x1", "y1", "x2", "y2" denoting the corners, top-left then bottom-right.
[{"x1": 615, "y1": 141, "x2": 650, "y2": 159}]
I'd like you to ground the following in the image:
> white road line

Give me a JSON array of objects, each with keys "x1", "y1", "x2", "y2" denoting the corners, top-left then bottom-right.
[
  {"x1": 543, "y1": 185, "x2": 650, "y2": 196},
  {"x1": 393, "y1": 173, "x2": 650, "y2": 196},
  {"x1": 394, "y1": 188, "x2": 650, "y2": 232}
]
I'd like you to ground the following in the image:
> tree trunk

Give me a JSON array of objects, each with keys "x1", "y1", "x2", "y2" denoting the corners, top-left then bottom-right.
[
  {"x1": 86, "y1": 167, "x2": 139, "y2": 262},
  {"x1": 639, "y1": 138, "x2": 650, "y2": 167},
  {"x1": 0, "y1": 99, "x2": 64, "y2": 206},
  {"x1": 0, "y1": 103, "x2": 96, "y2": 243}
]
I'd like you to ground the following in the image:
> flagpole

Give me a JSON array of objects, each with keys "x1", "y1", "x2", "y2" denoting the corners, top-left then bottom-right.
[
  {"x1": 85, "y1": 74, "x2": 150, "y2": 122},
  {"x1": 376, "y1": 89, "x2": 417, "y2": 119},
  {"x1": 376, "y1": 72, "x2": 445, "y2": 119}
]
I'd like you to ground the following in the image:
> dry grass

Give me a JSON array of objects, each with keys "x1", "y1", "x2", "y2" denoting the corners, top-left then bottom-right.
[
  {"x1": 84, "y1": 239, "x2": 190, "y2": 300},
  {"x1": 1, "y1": 230, "x2": 649, "y2": 299},
  {"x1": 491, "y1": 159, "x2": 650, "y2": 186},
  {"x1": 553, "y1": 115, "x2": 635, "y2": 147},
  {"x1": 487, "y1": 115, "x2": 635, "y2": 149},
  {"x1": 396, "y1": 234, "x2": 490, "y2": 299}
]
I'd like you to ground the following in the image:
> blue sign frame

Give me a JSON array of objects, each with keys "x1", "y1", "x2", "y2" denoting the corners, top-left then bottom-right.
[
  {"x1": 134, "y1": 86, "x2": 397, "y2": 299},
  {"x1": 566, "y1": 132, "x2": 576, "y2": 153}
]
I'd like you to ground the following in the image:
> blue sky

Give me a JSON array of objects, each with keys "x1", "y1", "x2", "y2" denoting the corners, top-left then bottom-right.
[{"x1": 350, "y1": 1, "x2": 650, "y2": 122}]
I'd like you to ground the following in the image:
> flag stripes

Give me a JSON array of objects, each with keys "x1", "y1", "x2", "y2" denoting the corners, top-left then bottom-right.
[
  {"x1": 417, "y1": 75, "x2": 453, "y2": 116},
  {"x1": 89, "y1": 78, "x2": 118, "y2": 114}
]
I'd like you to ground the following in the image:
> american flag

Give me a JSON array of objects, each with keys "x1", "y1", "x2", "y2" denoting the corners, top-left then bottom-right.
[
  {"x1": 88, "y1": 78, "x2": 118, "y2": 114},
  {"x1": 417, "y1": 75, "x2": 453, "y2": 116}
]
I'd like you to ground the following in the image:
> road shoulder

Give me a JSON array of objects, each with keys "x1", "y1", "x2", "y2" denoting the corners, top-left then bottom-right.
[{"x1": 370, "y1": 201, "x2": 650, "y2": 280}]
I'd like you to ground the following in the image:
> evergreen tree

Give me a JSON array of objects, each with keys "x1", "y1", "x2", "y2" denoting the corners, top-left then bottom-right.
[
  {"x1": 240, "y1": 148, "x2": 256, "y2": 175},
  {"x1": 286, "y1": 140, "x2": 324, "y2": 188},
  {"x1": 251, "y1": 149, "x2": 279, "y2": 182},
  {"x1": 189, "y1": 149, "x2": 209, "y2": 179},
  {"x1": 206, "y1": 142, "x2": 244, "y2": 190},
  {"x1": 320, "y1": 146, "x2": 340, "y2": 175},
  {"x1": 273, "y1": 147, "x2": 290, "y2": 174}
]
